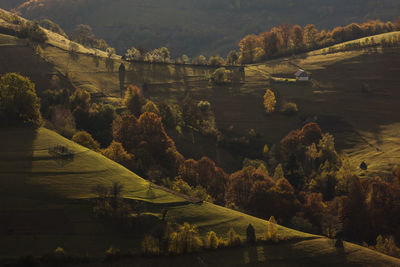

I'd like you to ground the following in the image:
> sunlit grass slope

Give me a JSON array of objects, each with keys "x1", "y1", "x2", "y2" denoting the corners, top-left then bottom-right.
[
  {"x1": 0, "y1": 127, "x2": 184, "y2": 203},
  {"x1": 0, "y1": 127, "x2": 314, "y2": 258}
]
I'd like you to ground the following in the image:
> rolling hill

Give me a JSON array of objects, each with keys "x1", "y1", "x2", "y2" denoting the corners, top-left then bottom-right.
[
  {"x1": 1, "y1": 8, "x2": 400, "y2": 177},
  {"x1": 1, "y1": 127, "x2": 400, "y2": 266},
  {"x1": 1, "y1": 11, "x2": 400, "y2": 266},
  {"x1": 4, "y1": 0, "x2": 400, "y2": 57}
]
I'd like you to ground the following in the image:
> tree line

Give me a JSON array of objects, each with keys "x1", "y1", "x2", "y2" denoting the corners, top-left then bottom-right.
[{"x1": 238, "y1": 19, "x2": 400, "y2": 64}]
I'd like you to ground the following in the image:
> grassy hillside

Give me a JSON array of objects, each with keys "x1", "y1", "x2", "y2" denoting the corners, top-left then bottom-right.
[
  {"x1": 244, "y1": 33, "x2": 400, "y2": 177},
  {"x1": 0, "y1": 127, "x2": 309, "y2": 257},
  {"x1": 7, "y1": 0, "x2": 400, "y2": 56},
  {"x1": 1, "y1": 127, "x2": 399, "y2": 267}
]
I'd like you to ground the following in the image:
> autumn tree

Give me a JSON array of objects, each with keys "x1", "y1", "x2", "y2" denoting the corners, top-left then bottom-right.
[
  {"x1": 395, "y1": 17, "x2": 400, "y2": 30},
  {"x1": 160, "y1": 47, "x2": 171, "y2": 63},
  {"x1": 86, "y1": 103, "x2": 116, "y2": 146},
  {"x1": 273, "y1": 164, "x2": 284, "y2": 180},
  {"x1": 331, "y1": 26, "x2": 345, "y2": 43},
  {"x1": 142, "y1": 100, "x2": 160, "y2": 115},
  {"x1": 69, "y1": 24, "x2": 108, "y2": 50},
  {"x1": 125, "y1": 47, "x2": 142, "y2": 61},
  {"x1": 239, "y1": 34, "x2": 258, "y2": 64},
  {"x1": 123, "y1": 85, "x2": 143, "y2": 116},
  {"x1": 112, "y1": 114, "x2": 141, "y2": 152},
  {"x1": 263, "y1": 89, "x2": 276, "y2": 114},
  {"x1": 205, "y1": 231, "x2": 221, "y2": 249},
  {"x1": 343, "y1": 23, "x2": 363, "y2": 41},
  {"x1": 138, "y1": 112, "x2": 175, "y2": 157},
  {"x1": 69, "y1": 88, "x2": 91, "y2": 132},
  {"x1": 259, "y1": 29, "x2": 282, "y2": 58},
  {"x1": 299, "y1": 193, "x2": 326, "y2": 229},
  {"x1": 102, "y1": 141, "x2": 133, "y2": 167},
  {"x1": 290, "y1": 25, "x2": 304, "y2": 49},
  {"x1": 0, "y1": 73, "x2": 41, "y2": 127},
  {"x1": 304, "y1": 24, "x2": 318, "y2": 48},
  {"x1": 279, "y1": 23, "x2": 292, "y2": 48},
  {"x1": 178, "y1": 157, "x2": 227, "y2": 204},
  {"x1": 226, "y1": 166, "x2": 274, "y2": 210},
  {"x1": 197, "y1": 157, "x2": 228, "y2": 204},
  {"x1": 192, "y1": 55, "x2": 207, "y2": 65},
  {"x1": 72, "y1": 130, "x2": 100, "y2": 151},
  {"x1": 168, "y1": 223, "x2": 203, "y2": 254},
  {"x1": 70, "y1": 88, "x2": 91, "y2": 112},
  {"x1": 299, "y1": 122, "x2": 323, "y2": 146},
  {"x1": 227, "y1": 228, "x2": 242, "y2": 247}
]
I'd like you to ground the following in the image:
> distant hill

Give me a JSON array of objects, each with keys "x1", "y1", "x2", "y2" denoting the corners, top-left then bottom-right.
[{"x1": 4, "y1": 0, "x2": 400, "y2": 57}]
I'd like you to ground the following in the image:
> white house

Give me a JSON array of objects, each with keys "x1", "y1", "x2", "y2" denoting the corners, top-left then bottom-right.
[{"x1": 294, "y1": 69, "x2": 309, "y2": 81}]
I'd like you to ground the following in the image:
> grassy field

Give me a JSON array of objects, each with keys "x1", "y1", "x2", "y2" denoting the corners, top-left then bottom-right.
[{"x1": 1, "y1": 127, "x2": 399, "y2": 266}]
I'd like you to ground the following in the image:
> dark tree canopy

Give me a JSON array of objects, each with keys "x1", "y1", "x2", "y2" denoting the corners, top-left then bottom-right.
[{"x1": 0, "y1": 73, "x2": 41, "y2": 127}]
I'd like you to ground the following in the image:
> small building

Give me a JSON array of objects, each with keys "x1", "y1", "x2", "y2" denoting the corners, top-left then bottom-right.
[{"x1": 294, "y1": 69, "x2": 309, "y2": 81}]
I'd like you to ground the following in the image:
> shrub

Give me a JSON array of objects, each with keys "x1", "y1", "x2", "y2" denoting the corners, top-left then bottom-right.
[
  {"x1": 281, "y1": 102, "x2": 298, "y2": 115},
  {"x1": 263, "y1": 89, "x2": 276, "y2": 114}
]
